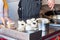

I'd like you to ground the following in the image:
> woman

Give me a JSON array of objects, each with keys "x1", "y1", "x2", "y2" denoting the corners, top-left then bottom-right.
[{"x1": 0, "y1": 0, "x2": 12, "y2": 27}]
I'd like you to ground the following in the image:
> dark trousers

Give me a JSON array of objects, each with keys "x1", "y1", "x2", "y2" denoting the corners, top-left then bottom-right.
[
  {"x1": 18, "y1": 0, "x2": 41, "y2": 21},
  {"x1": 18, "y1": 8, "x2": 39, "y2": 21}
]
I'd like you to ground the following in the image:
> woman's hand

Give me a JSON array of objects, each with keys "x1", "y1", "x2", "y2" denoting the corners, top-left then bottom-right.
[
  {"x1": 47, "y1": 0, "x2": 55, "y2": 10},
  {"x1": 5, "y1": 17, "x2": 13, "y2": 23}
]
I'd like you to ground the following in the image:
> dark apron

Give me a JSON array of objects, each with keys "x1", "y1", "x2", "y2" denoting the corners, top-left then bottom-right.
[{"x1": 18, "y1": 0, "x2": 42, "y2": 21}]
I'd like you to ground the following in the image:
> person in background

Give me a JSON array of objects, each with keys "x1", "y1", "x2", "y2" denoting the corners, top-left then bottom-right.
[{"x1": 0, "y1": 0, "x2": 12, "y2": 27}]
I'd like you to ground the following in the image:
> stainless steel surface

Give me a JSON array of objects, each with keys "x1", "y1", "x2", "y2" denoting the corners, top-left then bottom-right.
[{"x1": 0, "y1": 28, "x2": 42, "y2": 40}]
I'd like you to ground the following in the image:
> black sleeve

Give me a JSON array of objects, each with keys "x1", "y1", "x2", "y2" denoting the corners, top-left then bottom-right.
[{"x1": 18, "y1": 0, "x2": 22, "y2": 8}]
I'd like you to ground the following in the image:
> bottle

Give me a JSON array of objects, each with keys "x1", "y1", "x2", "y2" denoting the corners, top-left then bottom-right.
[{"x1": 41, "y1": 20, "x2": 46, "y2": 36}]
